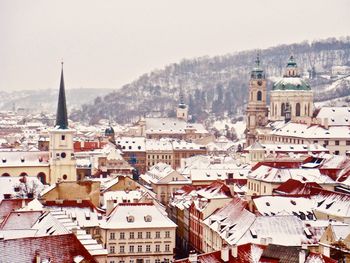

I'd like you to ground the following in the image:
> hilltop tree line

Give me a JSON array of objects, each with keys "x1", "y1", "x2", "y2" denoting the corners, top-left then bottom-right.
[{"x1": 70, "y1": 37, "x2": 350, "y2": 124}]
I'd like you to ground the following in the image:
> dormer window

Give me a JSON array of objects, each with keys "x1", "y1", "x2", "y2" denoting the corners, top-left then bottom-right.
[
  {"x1": 20, "y1": 157, "x2": 25, "y2": 163},
  {"x1": 126, "y1": 215, "x2": 134, "y2": 223},
  {"x1": 2, "y1": 158, "x2": 6, "y2": 163},
  {"x1": 85, "y1": 212, "x2": 91, "y2": 220},
  {"x1": 144, "y1": 215, "x2": 152, "y2": 222}
]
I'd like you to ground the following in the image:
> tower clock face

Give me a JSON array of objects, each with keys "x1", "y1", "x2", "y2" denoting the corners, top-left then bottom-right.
[{"x1": 257, "y1": 80, "x2": 262, "y2": 86}]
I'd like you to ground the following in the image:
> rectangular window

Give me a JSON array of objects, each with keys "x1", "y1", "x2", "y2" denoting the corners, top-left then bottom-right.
[
  {"x1": 61, "y1": 135, "x2": 65, "y2": 140},
  {"x1": 138, "y1": 232, "x2": 142, "y2": 239},
  {"x1": 110, "y1": 232, "x2": 115, "y2": 240},
  {"x1": 146, "y1": 232, "x2": 151, "y2": 239},
  {"x1": 138, "y1": 245, "x2": 142, "y2": 253},
  {"x1": 335, "y1": 151, "x2": 340, "y2": 155},
  {"x1": 129, "y1": 245, "x2": 134, "y2": 253},
  {"x1": 155, "y1": 260, "x2": 160, "y2": 263},
  {"x1": 155, "y1": 231, "x2": 160, "y2": 238},
  {"x1": 155, "y1": 245, "x2": 160, "y2": 252},
  {"x1": 165, "y1": 244, "x2": 170, "y2": 252},
  {"x1": 120, "y1": 232, "x2": 125, "y2": 239},
  {"x1": 146, "y1": 245, "x2": 151, "y2": 252},
  {"x1": 165, "y1": 231, "x2": 170, "y2": 238},
  {"x1": 346, "y1": 140, "x2": 350, "y2": 146},
  {"x1": 110, "y1": 245, "x2": 115, "y2": 254},
  {"x1": 129, "y1": 232, "x2": 134, "y2": 239},
  {"x1": 120, "y1": 245, "x2": 125, "y2": 253},
  {"x1": 335, "y1": 140, "x2": 340, "y2": 145}
]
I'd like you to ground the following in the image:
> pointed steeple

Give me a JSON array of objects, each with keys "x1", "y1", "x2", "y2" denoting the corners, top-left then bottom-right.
[{"x1": 55, "y1": 62, "x2": 68, "y2": 129}]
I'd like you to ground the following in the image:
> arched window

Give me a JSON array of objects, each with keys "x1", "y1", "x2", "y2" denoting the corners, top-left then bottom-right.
[
  {"x1": 37, "y1": 172, "x2": 46, "y2": 184},
  {"x1": 257, "y1": 91, "x2": 262, "y2": 101},
  {"x1": 296, "y1": 103, "x2": 301, "y2": 117},
  {"x1": 20, "y1": 172, "x2": 28, "y2": 177},
  {"x1": 281, "y1": 103, "x2": 285, "y2": 116},
  {"x1": 1, "y1": 173, "x2": 10, "y2": 177}
]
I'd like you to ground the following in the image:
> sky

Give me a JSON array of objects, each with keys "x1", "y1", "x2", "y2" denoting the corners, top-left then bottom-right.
[{"x1": 1, "y1": 0, "x2": 349, "y2": 91}]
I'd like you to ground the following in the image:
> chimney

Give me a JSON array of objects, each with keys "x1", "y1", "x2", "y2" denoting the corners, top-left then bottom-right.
[
  {"x1": 323, "y1": 118, "x2": 329, "y2": 129},
  {"x1": 299, "y1": 249, "x2": 306, "y2": 263},
  {"x1": 221, "y1": 245, "x2": 229, "y2": 262},
  {"x1": 106, "y1": 199, "x2": 115, "y2": 216},
  {"x1": 188, "y1": 250, "x2": 198, "y2": 263},
  {"x1": 231, "y1": 244, "x2": 238, "y2": 258}
]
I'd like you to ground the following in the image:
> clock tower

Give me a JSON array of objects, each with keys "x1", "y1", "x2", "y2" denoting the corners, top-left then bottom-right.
[
  {"x1": 245, "y1": 54, "x2": 268, "y2": 147},
  {"x1": 49, "y1": 63, "x2": 76, "y2": 184}
]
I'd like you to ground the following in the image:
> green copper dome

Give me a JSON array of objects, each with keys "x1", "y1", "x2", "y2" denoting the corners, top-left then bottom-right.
[
  {"x1": 272, "y1": 77, "x2": 311, "y2": 91},
  {"x1": 286, "y1": 55, "x2": 297, "y2": 67}
]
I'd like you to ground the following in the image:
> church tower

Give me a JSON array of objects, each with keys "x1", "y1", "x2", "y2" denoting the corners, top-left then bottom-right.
[
  {"x1": 245, "y1": 54, "x2": 268, "y2": 147},
  {"x1": 176, "y1": 89, "x2": 188, "y2": 121},
  {"x1": 49, "y1": 63, "x2": 76, "y2": 184}
]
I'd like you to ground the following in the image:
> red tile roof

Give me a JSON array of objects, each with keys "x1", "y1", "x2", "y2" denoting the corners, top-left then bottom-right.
[
  {"x1": 0, "y1": 199, "x2": 32, "y2": 221},
  {"x1": 306, "y1": 252, "x2": 337, "y2": 263},
  {"x1": 0, "y1": 211, "x2": 42, "y2": 230},
  {"x1": 0, "y1": 233, "x2": 97, "y2": 263},
  {"x1": 175, "y1": 244, "x2": 269, "y2": 263},
  {"x1": 273, "y1": 179, "x2": 323, "y2": 195}
]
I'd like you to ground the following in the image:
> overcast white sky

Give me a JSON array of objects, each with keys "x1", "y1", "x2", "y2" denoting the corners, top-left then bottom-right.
[{"x1": 1, "y1": 0, "x2": 349, "y2": 91}]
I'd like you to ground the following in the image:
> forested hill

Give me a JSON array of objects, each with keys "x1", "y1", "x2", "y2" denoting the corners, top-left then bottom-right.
[{"x1": 70, "y1": 37, "x2": 350, "y2": 124}]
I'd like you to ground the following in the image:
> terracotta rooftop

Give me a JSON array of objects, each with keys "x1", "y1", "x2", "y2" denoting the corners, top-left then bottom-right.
[
  {"x1": 0, "y1": 199, "x2": 32, "y2": 221},
  {"x1": 0, "y1": 233, "x2": 97, "y2": 263},
  {"x1": 273, "y1": 179, "x2": 323, "y2": 195},
  {"x1": 0, "y1": 211, "x2": 42, "y2": 230},
  {"x1": 175, "y1": 243, "x2": 268, "y2": 263}
]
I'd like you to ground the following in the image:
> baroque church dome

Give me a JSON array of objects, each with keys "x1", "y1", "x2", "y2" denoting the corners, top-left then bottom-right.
[{"x1": 272, "y1": 56, "x2": 311, "y2": 91}]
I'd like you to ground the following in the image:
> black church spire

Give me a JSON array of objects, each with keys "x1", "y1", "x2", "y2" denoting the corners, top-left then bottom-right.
[{"x1": 55, "y1": 62, "x2": 68, "y2": 129}]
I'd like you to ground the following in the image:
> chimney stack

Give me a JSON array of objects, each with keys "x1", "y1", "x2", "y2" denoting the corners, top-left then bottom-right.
[
  {"x1": 299, "y1": 249, "x2": 306, "y2": 263},
  {"x1": 188, "y1": 250, "x2": 198, "y2": 263},
  {"x1": 231, "y1": 244, "x2": 238, "y2": 258},
  {"x1": 221, "y1": 245, "x2": 229, "y2": 262}
]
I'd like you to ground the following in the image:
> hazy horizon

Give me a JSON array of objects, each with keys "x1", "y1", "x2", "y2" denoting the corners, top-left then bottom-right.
[{"x1": 1, "y1": 0, "x2": 349, "y2": 91}]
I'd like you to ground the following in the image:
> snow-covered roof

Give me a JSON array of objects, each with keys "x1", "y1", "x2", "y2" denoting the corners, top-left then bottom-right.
[
  {"x1": 203, "y1": 198, "x2": 255, "y2": 246},
  {"x1": 116, "y1": 136, "x2": 146, "y2": 152},
  {"x1": 248, "y1": 165, "x2": 334, "y2": 184},
  {"x1": 101, "y1": 203, "x2": 176, "y2": 229},
  {"x1": 146, "y1": 139, "x2": 173, "y2": 151},
  {"x1": 253, "y1": 196, "x2": 315, "y2": 220},
  {"x1": 145, "y1": 117, "x2": 208, "y2": 134},
  {"x1": 141, "y1": 162, "x2": 175, "y2": 183},
  {"x1": 271, "y1": 122, "x2": 350, "y2": 139},
  {"x1": 316, "y1": 107, "x2": 350, "y2": 126},
  {"x1": 312, "y1": 191, "x2": 350, "y2": 218},
  {"x1": 245, "y1": 143, "x2": 328, "y2": 153},
  {"x1": 102, "y1": 190, "x2": 143, "y2": 209},
  {"x1": 0, "y1": 151, "x2": 49, "y2": 168},
  {"x1": 331, "y1": 224, "x2": 350, "y2": 241},
  {"x1": 238, "y1": 216, "x2": 311, "y2": 246}
]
